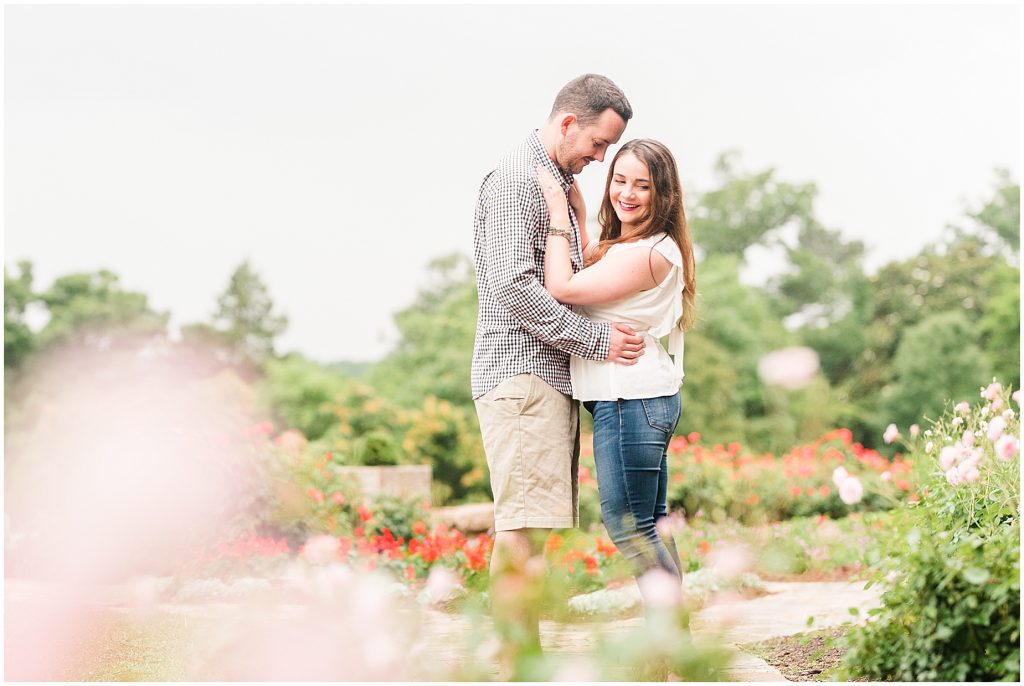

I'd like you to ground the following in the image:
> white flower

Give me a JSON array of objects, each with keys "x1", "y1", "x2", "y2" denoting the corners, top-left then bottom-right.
[
  {"x1": 925, "y1": 441, "x2": 934, "y2": 453},
  {"x1": 1002, "y1": 409, "x2": 1016, "y2": 420},
  {"x1": 883, "y1": 424, "x2": 900, "y2": 444},
  {"x1": 988, "y1": 416, "x2": 1007, "y2": 442},
  {"x1": 945, "y1": 467, "x2": 960, "y2": 485},
  {"x1": 952, "y1": 417, "x2": 964, "y2": 427},
  {"x1": 981, "y1": 406, "x2": 990, "y2": 417},
  {"x1": 925, "y1": 429, "x2": 933, "y2": 437},
  {"x1": 880, "y1": 471, "x2": 892, "y2": 481},
  {"x1": 839, "y1": 476, "x2": 864, "y2": 504},
  {"x1": 832, "y1": 466, "x2": 850, "y2": 487},
  {"x1": 955, "y1": 402, "x2": 970, "y2": 415}
]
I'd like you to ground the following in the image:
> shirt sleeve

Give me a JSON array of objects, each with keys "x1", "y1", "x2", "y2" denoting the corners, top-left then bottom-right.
[{"x1": 482, "y1": 171, "x2": 611, "y2": 360}]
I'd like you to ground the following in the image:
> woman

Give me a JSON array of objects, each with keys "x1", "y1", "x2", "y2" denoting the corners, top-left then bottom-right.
[{"x1": 536, "y1": 138, "x2": 697, "y2": 598}]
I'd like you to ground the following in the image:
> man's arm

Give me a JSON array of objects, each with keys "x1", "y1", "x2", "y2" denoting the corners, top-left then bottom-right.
[{"x1": 483, "y1": 173, "x2": 643, "y2": 363}]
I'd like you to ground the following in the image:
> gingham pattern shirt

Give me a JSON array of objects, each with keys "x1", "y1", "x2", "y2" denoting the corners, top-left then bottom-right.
[{"x1": 471, "y1": 131, "x2": 612, "y2": 399}]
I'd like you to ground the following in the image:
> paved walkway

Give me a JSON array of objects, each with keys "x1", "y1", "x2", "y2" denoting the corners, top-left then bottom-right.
[
  {"x1": 414, "y1": 579, "x2": 882, "y2": 681},
  {"x1": 5, "y1": 577, "x2": 882, "y2": 681}
]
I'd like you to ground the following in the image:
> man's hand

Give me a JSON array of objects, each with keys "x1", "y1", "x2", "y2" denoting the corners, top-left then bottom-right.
[{"x1": 606, "y1": 322, "x2": 645, "y2": 365}]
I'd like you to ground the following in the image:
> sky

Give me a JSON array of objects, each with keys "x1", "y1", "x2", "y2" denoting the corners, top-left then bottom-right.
[{"x1": 4, "y1": 2, "x2": 1020, "y2": 363}]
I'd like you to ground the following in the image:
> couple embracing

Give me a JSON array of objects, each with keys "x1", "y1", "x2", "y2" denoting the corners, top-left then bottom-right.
[{"x1": 471, "y1": 73, "x2": 697, "y2": 650}]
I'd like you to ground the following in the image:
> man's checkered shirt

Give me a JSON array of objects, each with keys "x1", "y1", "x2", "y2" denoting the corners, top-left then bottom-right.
[{"x1": 471, "y1": 131, "x2": 611, "y2": 399}]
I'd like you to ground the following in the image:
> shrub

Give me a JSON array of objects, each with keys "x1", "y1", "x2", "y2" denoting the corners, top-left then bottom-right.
[
  {"x1": 353, "y1": 431, "x2": 401, "y2": 466},
  {"x1": 841, "y1": 381, "x2": 1021, "y2": 681}
]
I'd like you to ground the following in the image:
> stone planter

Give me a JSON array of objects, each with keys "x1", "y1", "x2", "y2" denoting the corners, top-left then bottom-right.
[{"x1": 334, "y1": 464, "x2": 432, "y2": 503}]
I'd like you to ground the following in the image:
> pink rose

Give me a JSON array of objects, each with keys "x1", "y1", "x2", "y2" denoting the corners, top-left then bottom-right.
[
  {"x1": 995, "y1": 435, "x2": 1019, "y2": 461},
  {"x1": 982, "y1": 381, "x2": 1002, "y2": 401},
  {"x1": 909, "y1": 424, "x2": 920, "y2": 438},
  {"x1": 883, "y1": 424, "x2": 900, "y2": 444},
  {"x1": 988, "y1": 416, "x2": 1006, "y2": 442},
  {"x1": 939, "y1": 446, "x2": 960, "y2": 471}
]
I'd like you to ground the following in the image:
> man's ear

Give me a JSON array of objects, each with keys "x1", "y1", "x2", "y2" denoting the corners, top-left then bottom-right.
[{"x1": 559, "y1": 113, "x2": 577, "y2": 135}]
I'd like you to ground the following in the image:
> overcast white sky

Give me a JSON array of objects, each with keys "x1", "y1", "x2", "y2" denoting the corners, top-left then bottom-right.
[{"x1": 4, "y1": 3, "x2": 1020, "y2": 363}]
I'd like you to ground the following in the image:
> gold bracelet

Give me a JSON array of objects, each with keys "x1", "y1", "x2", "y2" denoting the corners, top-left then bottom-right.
[{"x1": 548, "y1": 226, "x2": 573, "y2": 241}]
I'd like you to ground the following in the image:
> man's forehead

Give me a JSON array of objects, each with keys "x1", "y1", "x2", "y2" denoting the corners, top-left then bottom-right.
[{"x1": 582, "y1": 109, "x2": 627, "y2": 140}]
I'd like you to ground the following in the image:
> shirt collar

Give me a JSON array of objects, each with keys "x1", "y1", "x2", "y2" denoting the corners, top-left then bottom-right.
[{"x1": 528, "y1": 130, "x2": 574, "y2": 192}]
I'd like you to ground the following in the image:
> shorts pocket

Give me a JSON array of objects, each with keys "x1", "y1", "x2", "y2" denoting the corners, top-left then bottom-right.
[
  {"x1": 641, "y1": 394, "x2": 680, "y2": 434},
  {"x1": 488, "y1": 374, "x2": 534, "y2": 415}
]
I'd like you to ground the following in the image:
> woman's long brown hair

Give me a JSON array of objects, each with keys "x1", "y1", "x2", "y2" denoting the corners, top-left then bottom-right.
[{"x1": 590, "y1": 139, "x2": 697, "y2": 330}]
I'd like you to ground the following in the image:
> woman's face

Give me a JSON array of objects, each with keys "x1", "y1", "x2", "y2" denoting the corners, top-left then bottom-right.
[{"x1": 608, "y1": 152, "x2": 652, "y2": 228}]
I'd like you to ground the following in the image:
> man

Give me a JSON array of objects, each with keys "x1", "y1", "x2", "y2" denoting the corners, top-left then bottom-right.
[{"x1": 471, "y1": 73, "x2": 645, "y2": 669}]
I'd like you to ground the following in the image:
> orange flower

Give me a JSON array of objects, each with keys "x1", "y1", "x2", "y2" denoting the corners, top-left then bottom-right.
[
  {"x1": 819, "y1": 485, "x2": 830, "y2": 497},
  {"x1": 584, "y1": 555, "x2": 599, "y2": 576},
  {"x1": 790, "y1": 485, "x2": 802, "y2": 497},
  {"x1": 308, "y1": 488, "x2": 324, "y2": 504},
  {"x1": 895, "y1": 479, "x2": 911, "y2": 491},
  {"x1": 688, "y1": 432, "x2": 701, "y2": 444},
  {"x1": 545, "y1": 534, "x2": 564, "y2": 553},
  {"x1": 745, "y1": 493, "x2": 760, "y2": 506},
  {"x1": 698, "y1": 540, "x2": 711, "y2": 555},
  {"x1": 806, "y1": 486, "x2": 817, "y2": 497},
  {"x1": 412, "y1": 520, "x2": 427, "y2": 535},
  {"x1": 404, "y1": 564, "x2": 416, "y2": 581}
]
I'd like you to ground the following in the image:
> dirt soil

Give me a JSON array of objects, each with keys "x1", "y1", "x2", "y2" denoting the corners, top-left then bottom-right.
[{"x1": 740, "y1": 626, "x2": 865, "y2": 682}]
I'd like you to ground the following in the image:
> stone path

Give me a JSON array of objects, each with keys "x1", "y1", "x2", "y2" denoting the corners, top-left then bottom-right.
[
  {"x1": 413, "y1": 579, "x2": 882, "y2": 681},
  {"x1": 5, "y1": 577, "x2": 882, "y2": 681}
]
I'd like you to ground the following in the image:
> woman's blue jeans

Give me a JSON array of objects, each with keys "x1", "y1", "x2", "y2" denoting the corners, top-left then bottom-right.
[{"x1": 584, "y1": 393, "x2": 683, "y2": 581}]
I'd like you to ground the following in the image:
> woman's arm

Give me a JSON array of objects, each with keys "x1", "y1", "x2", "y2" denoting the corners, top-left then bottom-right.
[{"x1": 537, "y1": 166, "x2": 672, "y2": 305}]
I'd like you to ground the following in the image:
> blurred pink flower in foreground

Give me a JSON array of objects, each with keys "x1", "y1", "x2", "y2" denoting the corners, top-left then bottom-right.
[
  {"x1": 706, "y1": 542, "x2": 754, "y2": 579},
  {"x1": 1013, "y1": 390, "x2": 1022, "y2": 406},
  {"x1": 909, "y1": 424, "x2": 920, "y2": 438},
  {"x1": 955, "y1": 402, "x2": 971, "y2": 415},
  {"x1": 883, "y1": 424, "x2": 900, "y2": 444},
  {"x1": 995, "y1": 435, "x2": 1019, "y2": 461},
  {"x1": 756, "y1": 346, "x2": 820, "y2": 390},
  {"x1": 638, "y1": 568, "x2": 683, "y2": 609}
]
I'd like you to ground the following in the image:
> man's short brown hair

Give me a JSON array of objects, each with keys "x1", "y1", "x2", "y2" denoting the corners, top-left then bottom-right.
[{"x1": 548, "y1": 73, "x2": 633, "y2": 127}]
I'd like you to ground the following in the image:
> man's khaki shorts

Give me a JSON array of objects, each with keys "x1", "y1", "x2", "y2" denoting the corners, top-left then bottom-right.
[{"x1": 475, "y1": 373, "x2": 580, "y2": 532}]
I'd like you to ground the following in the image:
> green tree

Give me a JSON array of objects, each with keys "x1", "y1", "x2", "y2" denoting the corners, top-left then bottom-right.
[
  {"x1": 4, "y1": 261, "x2": 36, "y2": 370},
  {"x1": 35, "y1": 269, "x2": 169, "y2": 350},
  {"x1": 967, "y1": 168, "x2": 1019, "y2": 255},
  {"x1": 185, "y1": 260, "x2": 288, "y2": 369},
  {"x1": 368, "y1": 253, "x2": 477, "y2": 409},
  {"x1": 882, "y1": 311, "x2": 991, "y2": 431},
  {"x1": 689, "y1": 152, "x2": 818, "y2": 257}
]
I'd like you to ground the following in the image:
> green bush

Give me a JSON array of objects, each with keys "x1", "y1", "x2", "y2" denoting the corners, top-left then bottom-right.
[
  {"x1": 842, "y1": 382, "x2": 1021, "y2": 681},
  {"x1": 353, "y1": 431, "x2": 401, "y2": 466}
]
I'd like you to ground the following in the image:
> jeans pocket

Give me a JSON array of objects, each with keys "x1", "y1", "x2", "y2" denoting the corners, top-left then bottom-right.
[{"x1": 641, "y1": 394, "x2": 680, "y2": 434}]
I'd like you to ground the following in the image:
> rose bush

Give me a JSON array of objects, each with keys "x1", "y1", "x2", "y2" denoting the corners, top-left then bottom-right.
[{"x1": 841, "y1": 380, "x2": 1020, "y2": 682}]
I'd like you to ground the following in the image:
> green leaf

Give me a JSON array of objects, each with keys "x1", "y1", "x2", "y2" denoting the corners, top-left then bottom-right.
[
  {"x1": 963, "y1": 567, "x2": 991, "y2": 585},
  {"x1": 935, "y1": 625, "x2": 954, "y2": 640},
  {"x1": 806, "y1": 615, "x2": 815, "y2": 627},
  {"x1": 848, "y1": 607, "x2": 860, "y2": 617}
]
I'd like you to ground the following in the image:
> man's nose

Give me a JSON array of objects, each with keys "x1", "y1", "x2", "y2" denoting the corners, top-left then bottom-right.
[{"x1": 594, "y1": 149, "x2": 606, "y2": 162}]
